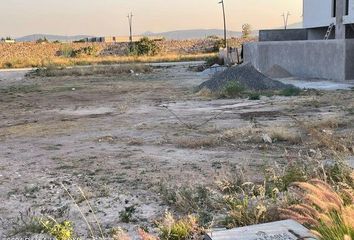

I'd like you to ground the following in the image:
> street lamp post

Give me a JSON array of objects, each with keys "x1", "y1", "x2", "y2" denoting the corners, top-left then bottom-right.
[
  {"x1": 127, "y1": 12, "x2": 133, "y2": 45},
  {"x1": 219, "y1": 0, "x2": 227, "y2": 50}
]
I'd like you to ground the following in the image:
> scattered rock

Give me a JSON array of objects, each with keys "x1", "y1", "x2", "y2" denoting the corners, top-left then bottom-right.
[{"x1": 262, "y1": 134, "x2": 273, "y2": 144}]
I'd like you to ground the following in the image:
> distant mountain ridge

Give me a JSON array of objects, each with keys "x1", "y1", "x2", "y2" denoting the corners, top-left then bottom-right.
[
  {"x1": 16, "y1": 34, "x2": 93, "y2": 42},
  {"x1": 143, "y1": 29, "x2": 249, "y2": 40}
]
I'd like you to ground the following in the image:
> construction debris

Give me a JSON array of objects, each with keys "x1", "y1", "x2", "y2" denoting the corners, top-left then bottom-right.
[{"x1": 198, "y1": 62, "x2": 294, "y2": 92}]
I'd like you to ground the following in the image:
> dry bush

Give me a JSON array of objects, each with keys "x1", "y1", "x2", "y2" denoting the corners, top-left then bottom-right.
[
  {"x1": 289, "y1": 116, "x2": 353, "y2": 155},
  {"x1": 305, "y1": 117, "x2": 341, "y2": 130},
  {"x1": 111, "y1": 227, "x2": 131, "y2": 240},
  {"x1": 221, "y1": 126, "x2": 261, "y2": 143},
  {"x1": 280, "y1": 178, "x2": 354, "y2": 240},
  {"x1": 221, "y1": 125, "x2": 301, "y2": 144},
  {"x1": 267, "y1": 127, "x2": 302, "y2": 144},
  {"x1": 196, "y1": 88, "x2": 214, "y2": 98},
  {"x1": 158, "y1": 212, "x2": 202, "y2": 240}
]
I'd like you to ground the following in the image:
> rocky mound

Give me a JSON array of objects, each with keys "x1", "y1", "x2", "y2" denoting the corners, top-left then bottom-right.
[
  {"x1": 266, "y1": 64, "x2": 292, "y2": 78},
  {"x1": 198, "y1": 62, "x2": 294, "y2": 91}
]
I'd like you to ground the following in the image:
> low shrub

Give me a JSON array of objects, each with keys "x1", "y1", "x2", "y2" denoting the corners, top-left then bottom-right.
[
  {"x1": 248, "y1": 92, "x2": 261, "y2": 100},
  {"x1": 280, "y1": 87, "x2": 301, "y2": 96},
  {"x1": 158, "y1": 212, "x2": 201, "y2": 240},
  {"x1": 58, "y1": 45, "x2": 98, "y2": 58},
  {"x1": 119, "y1": 206, "x2": 136, "y2": 223},
  {"x1": 212, "y1": 39, "x2": 226, "y2": 52},
  {"x1": 40, "y1": 218, "x2": 75, "y2": 240},
  {"x1": 222, "y1": 81, "x2": 245, "y2": 98},
  {"x1": 129, "y1": 37, "x2": 160, "y2": 56}
]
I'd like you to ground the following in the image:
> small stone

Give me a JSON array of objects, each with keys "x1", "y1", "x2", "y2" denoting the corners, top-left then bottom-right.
[{"x1": 262, "y1": 134, "x2": 272, "y2": 144}]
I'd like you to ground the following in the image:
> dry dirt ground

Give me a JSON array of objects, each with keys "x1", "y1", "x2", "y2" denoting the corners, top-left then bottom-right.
[{"x1": 0, "y1": 64, "x2": 353, "y2": 238}]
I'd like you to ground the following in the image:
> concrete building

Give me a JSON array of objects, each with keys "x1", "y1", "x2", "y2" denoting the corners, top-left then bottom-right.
[{"x1": 244, "y1": 0, "x2": 354, "y2": 81}]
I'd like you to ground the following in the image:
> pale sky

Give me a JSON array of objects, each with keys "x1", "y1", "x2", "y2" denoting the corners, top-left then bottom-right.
[{"x1": 0, "y1": 0, "x2": 303, "y2": 37}]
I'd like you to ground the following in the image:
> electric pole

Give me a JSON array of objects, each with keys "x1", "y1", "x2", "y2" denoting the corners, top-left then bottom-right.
[
  {"x1": 219, "y1": 0, "x2": 227, "y2": 50},
  {"x1": 282, "y1": 12, "x2": 290, "y2": 30},
  {"x1": 127, "y1": 12, "x2": 133, "y2": 45}
]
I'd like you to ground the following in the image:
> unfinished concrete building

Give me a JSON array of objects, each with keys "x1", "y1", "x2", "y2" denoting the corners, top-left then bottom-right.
[{"x1": 245, "y1": 0, "x2": 354, "y2": 81}]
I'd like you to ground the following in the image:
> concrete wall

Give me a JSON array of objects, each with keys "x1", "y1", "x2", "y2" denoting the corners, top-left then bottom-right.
[
  {"x1": 244, "y1": 40, "x2": 347, "y2": 81},
  {"x1": 345, "y1": 39, "x2": 354, "y2": 79},
  {"x1": 344, "y1": 0, "x2": 354, "y2": 23},
  {"x1": 259, "y1": 29, "x2": 308, "y2": 42},
  {"x1": 308, "y1": 27, "x2": 335, "y2": 40}
]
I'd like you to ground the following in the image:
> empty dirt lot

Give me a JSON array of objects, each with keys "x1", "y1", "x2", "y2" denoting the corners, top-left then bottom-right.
[{"x1": 0, "y1": 63, "x2": 353, "y2": 238}]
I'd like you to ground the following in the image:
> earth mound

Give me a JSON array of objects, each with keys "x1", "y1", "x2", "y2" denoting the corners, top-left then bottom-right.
[
  {"x1": 198, "y1": 62, "x2": 295, "y2": 91},
  {"x1": 266, "y1": 64, "x2": 292, "y2": 78}
]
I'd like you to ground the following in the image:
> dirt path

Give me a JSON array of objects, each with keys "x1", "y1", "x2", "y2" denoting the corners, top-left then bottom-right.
[{"x1": 0, "y1": 64, "x2": 353, "y2": 238}]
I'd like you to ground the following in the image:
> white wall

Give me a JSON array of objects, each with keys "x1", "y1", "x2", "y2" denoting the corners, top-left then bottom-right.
[
  {"x1": 303, "y1": 0, "x2": 335, "y2": 28},
  {"x1": 344, "y1": 0, "x2": 354, "y2": 23},
  {"x1": 304, "y1": 0, "x2": 354, "y2": 27}
]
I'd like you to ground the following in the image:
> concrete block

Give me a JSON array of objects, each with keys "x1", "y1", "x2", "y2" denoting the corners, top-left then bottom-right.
[
  {"x1": 259, "y1": 29, "x2": 308, "y2": 42},
  {"x1": 205, "y1": 220, "x2": 314, "y2": 240}
]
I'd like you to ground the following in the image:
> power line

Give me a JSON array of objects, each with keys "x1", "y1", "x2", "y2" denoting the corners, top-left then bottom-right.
[
  {"x1": 127, "y1": 12, "x2": 133, "y2": 45},
  {"x1": 282, "y1": 12, "x2": 291, "y2": 30}
]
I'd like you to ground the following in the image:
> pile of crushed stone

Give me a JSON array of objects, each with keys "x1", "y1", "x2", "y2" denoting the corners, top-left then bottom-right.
[
  {"x1": 198, "y1": 62, "x2": 295, "y2": 91},
  {"x1": 265, "y1": 64, "x2": 292, "y2": 78}
]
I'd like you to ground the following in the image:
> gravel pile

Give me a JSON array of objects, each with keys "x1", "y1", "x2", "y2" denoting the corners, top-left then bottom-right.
[
  {"x1": 198, "y1": 62, "x2": 294, "y2": 91},
  {"x1": 265, "y1": 64, "x2": 292, "y2": 78}
]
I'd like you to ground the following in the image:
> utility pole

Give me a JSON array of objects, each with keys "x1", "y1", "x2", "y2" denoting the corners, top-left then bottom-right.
[
  {"x1": 127, "y1": 12, "x2": 133, "y2": 45},
  {"x1": 282, "y1": 12, "x2": 291, "y2": 30},
  {"x1": 219, "y1": 0, "x2": 227, "y2": 50}
]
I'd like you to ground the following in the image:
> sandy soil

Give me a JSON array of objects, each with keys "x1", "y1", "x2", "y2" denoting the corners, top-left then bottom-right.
[{"x1": 0, "y1": 63, "x2": 353, "y2": 238}]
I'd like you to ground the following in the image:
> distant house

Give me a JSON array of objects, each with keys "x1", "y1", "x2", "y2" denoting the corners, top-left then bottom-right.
[
  {"x1": 244, "y1": 0, "x2": 354, "y2": 81},
  {"x1": 1, "y1": 38, "x2": 15, "y2": 43},
  {"x1": 85, "y1": 36, "x2": 163, "y2": 43}
]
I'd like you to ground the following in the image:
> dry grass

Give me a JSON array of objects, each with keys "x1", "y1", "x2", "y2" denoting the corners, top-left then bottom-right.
[
  {"x1": 305, "y1": 116, "x2": 341, "y2": 130},
  {"x1": 220, "y1": 125, "x2": 302, "y2": 144},
  {"x1": 267, "y1": 127, "x2": 302, "y2": 144},
  {"x1": 27, "y1": 64, "x2": 153, "y2": 77},
  {"x1": 300, "y1": 118, "x2": 352, "y2": 154},
  {"x1": 175, "y1": 136, "x2": 221, "y2": 149},
  {"x1": 280, "y1": 178, "x2": 354, "y2": 240},
  {"x1": 1, "y1": 53, "x2": 216, "y2": 69},
  {"x1": 196, "y1": 88, "x2": 215, "y2": 99}
]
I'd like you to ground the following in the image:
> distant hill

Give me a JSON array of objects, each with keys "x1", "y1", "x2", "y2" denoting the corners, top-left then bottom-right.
[
  {"x1": 15, "y1": 28, "x2": 263, "y2": 42},
  {"x1": 16, "y1": 34, "x2": 93, "y2": 42},
  {"x1": 143, "y1": 29, "x2": 258, "y2": 40}
]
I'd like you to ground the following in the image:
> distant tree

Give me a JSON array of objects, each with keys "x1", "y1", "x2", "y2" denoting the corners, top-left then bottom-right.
[
  {"x1": 206, "y1": 35, "x2": 220, "y2": 40},
  {"x1": 242, "y1": 24, "x2": 252, "y2": 38},
  {"x1": 36, "y1": 37, "x2": 49, "y2": 44},
  {"x1": 129, "y1": 37, "x2": 160, "y2": 56},
  {"x1": 212, "y1": 39, "x2": 226, "y2": 52}
]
